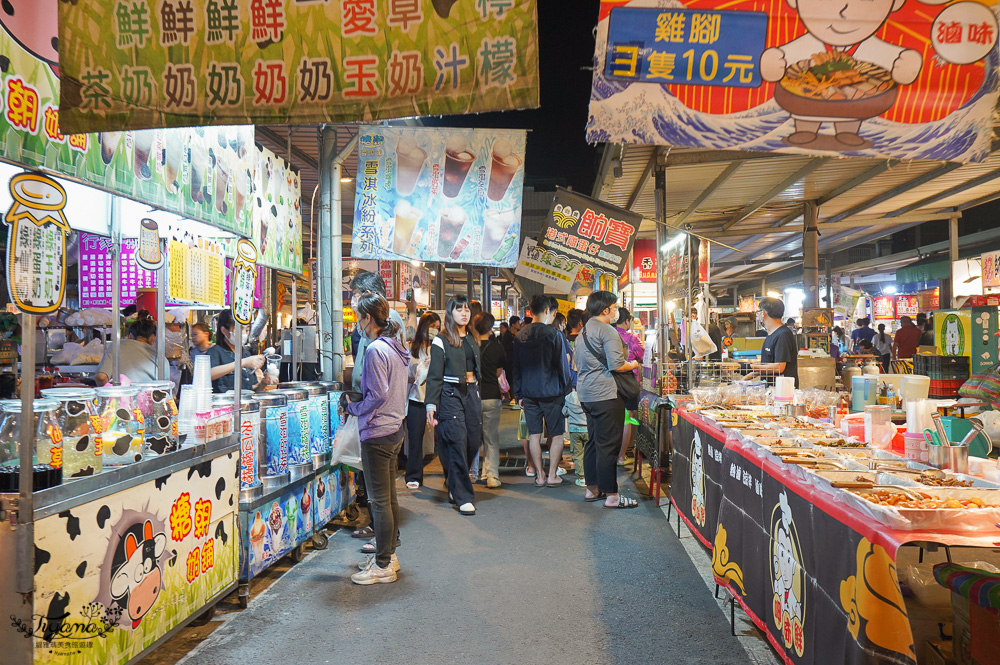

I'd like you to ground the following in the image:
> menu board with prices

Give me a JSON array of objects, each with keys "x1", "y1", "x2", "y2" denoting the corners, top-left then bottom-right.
[
  {"x1": 168, "y1": 240, "x2": 225, "y2": 307},
  {"x1": 79, "y1": 234, "x2": 157, "y2": 308}
]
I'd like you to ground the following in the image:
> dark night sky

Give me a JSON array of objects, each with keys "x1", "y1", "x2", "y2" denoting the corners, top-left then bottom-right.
[{"x1": 423, "y1": 1, "x2": 603, "y2": 193}]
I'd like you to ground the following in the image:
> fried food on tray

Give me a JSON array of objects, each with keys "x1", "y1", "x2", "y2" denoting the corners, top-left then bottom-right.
[
  {"x1": 853, "y1": 489, "x2": 994, "y2": 509},
  {"x1": 781, "y1": 51, "x2": 895, "y2": 101}
]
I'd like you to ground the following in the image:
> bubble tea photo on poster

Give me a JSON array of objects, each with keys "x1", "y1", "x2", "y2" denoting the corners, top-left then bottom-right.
[
  {"x1": 443, "y1": 134, "x2": 476, "y2": 198},
  {"x1": 437, "y1": 206, "x2": 468, "y2": 258},
  {"x1": 393, "y1": 201, "x2": 422, "y2": 256},
  {"x1": 395, "y1": 135, "x2": 427, "y2": 196},
  {"x1": 133, "y1": 130, "x2": 155, "y2": 181},
  {"x1": 100, "y1": 131, "x2": 122, "y2": 166},
  {"x1": 487, "y1": 138, "x2": 522, "y2": 201}
]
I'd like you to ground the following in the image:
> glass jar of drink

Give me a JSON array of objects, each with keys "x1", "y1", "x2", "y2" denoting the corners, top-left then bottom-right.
[
  {"x1": 95, "y1": 385, "x2": 144, "y2": 466},
  {"x1": 133, "y1": 381, "x2": 178, "y2": 457},
  {"x1": 0, "y1": 398, "x2": 63, "y2": 474},
  {"x1": 40, "y1": 388, "x2": 102, "y2": 479}
]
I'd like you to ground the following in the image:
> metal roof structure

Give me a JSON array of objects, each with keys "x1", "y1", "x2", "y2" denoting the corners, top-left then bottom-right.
[{"x1": 590, "y1": 142, "x2": 1000, "y2": 289}]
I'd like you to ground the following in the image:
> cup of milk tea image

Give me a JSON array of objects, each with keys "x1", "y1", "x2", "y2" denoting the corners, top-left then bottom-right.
[
  {"x1": 393, "y1": 201, "x2": 422, "y2": 256},
  {"x1": 487, "y1": 138, "x2": 522, "y2": 201},
  {"x1": 437, "y1": 207, "x2": 468, "y2": 257},
  {"x1": 99, "y1": 131, "x2": 122, "y2": 166},
  {"x1": 443, "y1": 134, "x2": 476, "y2": 198},
  {"x1": 395, "y1": 135, "x2": 427, "y2": 196},
  {"x1": 163, "y1": 139, "x2": 183, "y2": 193},
  {"x1": 133, "y1": 130, "x2": 155, "y2": 181}
]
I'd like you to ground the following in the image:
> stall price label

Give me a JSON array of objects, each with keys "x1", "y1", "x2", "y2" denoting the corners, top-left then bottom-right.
[
  {"x1": 4, "y1": 172, "x2": 70, "y2": 314},
  {"x1": 231, "y1": 238, "x2": 259, "y2": 326},
  {"x1": 605, "y1": 7, "x2": 767, "y2": 87}
]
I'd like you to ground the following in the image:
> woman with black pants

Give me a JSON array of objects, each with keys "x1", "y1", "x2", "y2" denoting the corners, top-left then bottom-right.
[
  {"x1": 425, "y1": 296, "x2": 482, "y2": 516},
  {"x1": 405, "y1": 312, "x2": 442, "y2": 489}
]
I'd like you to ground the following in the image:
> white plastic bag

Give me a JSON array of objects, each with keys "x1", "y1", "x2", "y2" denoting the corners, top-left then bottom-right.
[
  {"x1": 331, "y1": 415, "x2": 362, "y2": 470},
  {"x1": 689, "y1": 320, "x2": 717, "y2": 357}
]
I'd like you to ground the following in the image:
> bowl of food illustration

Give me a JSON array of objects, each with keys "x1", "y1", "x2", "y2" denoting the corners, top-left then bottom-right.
[{"x1": 775, "y1": 51, "x2": 897, "y2": 119}]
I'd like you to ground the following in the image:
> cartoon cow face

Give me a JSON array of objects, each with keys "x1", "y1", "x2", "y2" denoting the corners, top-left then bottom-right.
[
  {"x1": 110, "y1": 520, "x2": 166, "y2": 629},
  {"x1": 0, "y1": 0, "x2": 60, "y2": 71}
]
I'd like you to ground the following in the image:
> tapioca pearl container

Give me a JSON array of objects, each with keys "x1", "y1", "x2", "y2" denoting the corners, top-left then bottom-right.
[
  {"x1": 95, "y1": 385, "x2": 144, "y2": 466},
  {"x1": 134, "y1": 380, "x2": 178, "y2": 457},
  {"x1": 41, "y1": 387, "x2": 102, "y2": 479}
]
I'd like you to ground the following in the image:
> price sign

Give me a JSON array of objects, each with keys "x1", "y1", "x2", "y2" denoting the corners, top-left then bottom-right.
[
  {"x1": 4, "y1": 172, "x2": 70, "y2": 314},
  {"x1": 231, "y1": 239, "x2": 259, "y2": 326}
]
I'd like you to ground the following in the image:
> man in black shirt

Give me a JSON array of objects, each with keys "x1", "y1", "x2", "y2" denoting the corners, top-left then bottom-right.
[
  {"x1": 747, "y1": 297, "x2": 798, "y2": 386},
  {"x1": 501, "y1": 315, "x2": 520, "y2": 406}
]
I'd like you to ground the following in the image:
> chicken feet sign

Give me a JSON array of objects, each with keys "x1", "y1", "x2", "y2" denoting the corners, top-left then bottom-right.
[{"x1": 589, "y1": 0, "x2": 999, "y2": 161}]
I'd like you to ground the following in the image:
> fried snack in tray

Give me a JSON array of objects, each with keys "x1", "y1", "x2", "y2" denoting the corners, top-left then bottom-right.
[
  {"x1": 915, "y1": 473, "x2": 975, "y2": 488},
  {"x1": 811, "y1": 438, "x2": 867, "y2": 448},
  {"x1": 781, "y1": 51, "x2": 894, "y2": 101},
  {"x1": 853, "y1": 488, "x2": 995, "y2": 509}
]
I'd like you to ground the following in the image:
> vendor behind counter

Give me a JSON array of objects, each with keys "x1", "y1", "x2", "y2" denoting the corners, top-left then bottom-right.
[
  {"x1": 96, "y1": 317, "x2": 158, "y2": 385},
  {"x1": 205, "y1": 310, "x2": 268, "y2": 393},
  {"x1": 746, "y1": 296, "x2": 798, "y2": 387}
]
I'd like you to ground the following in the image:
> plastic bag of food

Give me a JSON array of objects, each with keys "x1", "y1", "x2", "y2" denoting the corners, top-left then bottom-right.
[
  {"x1": 72, "y1": 338, "x2": 105, "y2": 365},
  {"x1": 50, "y1": 342, "x2": 83, "y2": 365}
]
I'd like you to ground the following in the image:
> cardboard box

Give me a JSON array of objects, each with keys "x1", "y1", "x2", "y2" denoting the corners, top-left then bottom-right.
[
  {"x1": 952, "y1": 591, "x2": 1000, "y2": 665},
  {"x1": 927, "y1": 641, "x2": 956, "y2": 665}
]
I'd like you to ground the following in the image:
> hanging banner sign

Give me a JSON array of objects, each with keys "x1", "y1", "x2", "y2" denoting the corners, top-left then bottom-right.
[
  {"x1": 537, "y1": 188, "x2": 641, "y2": 279},
  {"x1": 232, "y1": 239, "x2": 259, "y2": 325},
  {"x1": 895, "y1": 295, "x2": 920, "y2": 317},
  {"x1": 873, "y1": 295, "x2": 896, "y2": 320},
  {"x1": 661, "y1": 234, "x2": 690, "y2": 301},
  {"x1": 135, "y1": 218, "x2": 165, "y2": 272},
  {"x1": 620, "y1": 238, "x2": 657, "y2": 288},
  {"x1": 351, "y1": 126, "x2": 526, "y2": 267},
  {"x1": 982, "y1": 250, "x2": 1000, "y2": 289},
  {"x1": 252, "y1": 143, "x2": 302, "y2": 274},
  {"x1": 698, "y1": 239, "x2": 710, "y2": 284},
  {"x1": 4, "y1": 172, "x2": 70, "y2": 314},
  {"x1": 588, "y1": 1, "x2": 999, "y2": 162},
  {"x1": 57, "y1": 0, "x2": 539, "y2": 133},
  {"x1": 514, "y1": 238, "x2": 580, "y2": 294}
]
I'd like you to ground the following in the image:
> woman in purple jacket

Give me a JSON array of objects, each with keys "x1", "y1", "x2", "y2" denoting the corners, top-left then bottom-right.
[
  {"x1": 345, "y1": 294, "x2": 410, "y2": 585},
  {"x1": 615, "y1": 308, "x2": 644, "y2": 465}
]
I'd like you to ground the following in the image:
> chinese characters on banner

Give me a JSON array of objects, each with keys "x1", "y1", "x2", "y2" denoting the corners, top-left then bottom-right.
[
  {"x1": 379, "y1": 261, "x2": 396, "y2": 300},
  {"x1": 588, "y1": 1, "x2": 999, "y2": 162},
  {"x1": 79, "y1": 234, "x2": 158, "y2": 307},
  {"x1": 532, "y1": 188, "x2": 642, "y2": 293},
  {"x1": 982, "y1": 250, "x2": 1000, "y2": 289},
  {"x1": 252, "y1": 143, "x2": 303, "y2": 274},
  {"x1": 514, "y1": 238, "x2": 581, "y2": 294},
  {"x1": 698, "y1": 239, "x2": 710, "y2": 284},
  {"x1": 895, "y1": 295, "x2": 920, "y2": 316},
  {"x1": 231, "y1": 239, "x2": 259, "y2": 325},
  {"x1": 57, "y1": 0, "x2": 539, "y2": 132},
  {"x1": 4, "y1": 173, "x2": 70, "y2": 314},
  {"x1": 351, "y1": 126, "x2": 526, "y2": 267},
  {"x1": 619, "y1": 238, "x2": 657, "y2": 288},
  {"x1": 660, "y1": 233, "x2": 690, "y2": 301},
  {"x1": 167, "y1": 240, "x2": 226, "y2": 307},
  {"x1": 873, "y1": 296, "x2": 896, "y2": 319}
]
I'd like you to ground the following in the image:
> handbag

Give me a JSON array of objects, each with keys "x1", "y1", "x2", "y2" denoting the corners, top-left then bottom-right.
[{"x1": 581, "y1": 327, "x2": 640, "y2": 403}]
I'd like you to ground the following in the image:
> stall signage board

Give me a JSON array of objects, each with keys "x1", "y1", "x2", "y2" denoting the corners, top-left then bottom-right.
[
  {"x1": 231, "y1": 239, "x2": 259, "y2": 325},
  {"x1": 79, "y1": 234, "x2": 157, "y2": 308},
  {"x1": 252, "y1": 143, "x2": 302, "y2": 274},
  {"x1": 167, "y1": 240, "x2": 226, "y2": 307},
  {"x1": 661, "y1": 235, "x2": 690, "y2": 301},
  {"x1": 4, "y1": 173, "x2": 70, "y2": 314},
  {"x1": 671, "y1": 411, "x2": 727, "y2": 549},
  {"x1": 588, "y1": 1, "x2": 999, "y2": 162},
  {"x1": 873, "y1": 296, "x2": 896, "y2": 320},
  {"x1": 537, "y1": 189, "x2": 641, "y2": 280},
  {"x1": 19, "y1": 453, "x2": 238, "y2": 665},
  {"x1": 57, "y1": 0, "x2": 539, "y2": 133},
  {"x1": 620, "y1": 237, "x2": 657, "y2": 288},
  {"x1": 896, "y1": 295, "x2": 919, "y2": 317},
  {"x1": 379, "y1": 261, "x2": 396, "y2": 301},
  {"x1": 514, "y1": 238, "x2": 579, "y2": 294},
  {"x1": 399, "y1": 262, "x2": 431, "y2": 307},
  {"x1": 982, "y1": 250, "x2": 1000, "y2": 289},
  {"x1": 351, "y1": 126, "x2": 526, "y2": 267}
]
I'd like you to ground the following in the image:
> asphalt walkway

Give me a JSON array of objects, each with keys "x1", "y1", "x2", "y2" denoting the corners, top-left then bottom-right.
[{"x1": 146, "y1": 408, "x2": 774, "y2": 665}]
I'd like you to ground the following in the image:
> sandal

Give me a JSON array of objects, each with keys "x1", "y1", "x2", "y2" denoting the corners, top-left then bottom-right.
[
  {"x1": 583, "y1": 492, "x2": 607, "y2": 503},
  {"x1": 360, "y1": 540, "x2": 375, "y2": 554},
  {"x1": 546, "y1": 478, "x2": 564, "y2": 487},
  {"x1": 604, "y1": 495, "x2": 639, "y2": 509},
  {"x1": 351, "y1": 525, "x2": 374, "y2": 539},
  {"x1": 533, "y1": 478, "x2": 547, "y2": 487}
]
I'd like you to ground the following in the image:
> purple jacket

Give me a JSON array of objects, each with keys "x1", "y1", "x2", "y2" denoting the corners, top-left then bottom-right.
[
  {"x1": 616, "y1": 326, "x2": 644, "y2": 379},
  {"x1": 346, "y1": 336, "x2": 410, "y2": 441}
]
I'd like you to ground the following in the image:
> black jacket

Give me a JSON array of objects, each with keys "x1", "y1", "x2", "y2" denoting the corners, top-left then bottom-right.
[
  {"x1": 425, "y1": 333, "x2": 481, "y2": 409},
  {"x1": 511, "y1": 322, "x2": 571, "y2": 400}
]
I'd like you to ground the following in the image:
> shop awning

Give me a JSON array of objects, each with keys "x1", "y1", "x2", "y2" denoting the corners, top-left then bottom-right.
[{"x1": 896, "y1": 259, "x2": 951, "y2": 284}]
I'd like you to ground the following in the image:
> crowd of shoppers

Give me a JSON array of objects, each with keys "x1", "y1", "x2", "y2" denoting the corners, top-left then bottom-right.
[{"x1": 342, "y1": 272, "x2": 647, "y2": 586}]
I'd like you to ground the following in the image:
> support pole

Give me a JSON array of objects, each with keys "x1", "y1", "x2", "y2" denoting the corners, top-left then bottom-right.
[
  {"x1": 825, "y1": 258, "x2": 833, "y2": 308},
  {"x1": 156, "y1": 237, "x2": 167, "y2": 380},
  {"x1": 16, "y1": 313, "x2": 35, "y2": 594},
  {"x1": 435, "y1": 266, "x2": 445, "y2": 309},
  {"x1": 270, "y1": 270, "x2": 278, "y2": 350},
  {"x1": 466, "y1": 266, "x2": 475, "y2": 301},
  {"x1": 482, "y1": 268, "x2": 490, "y2": 308},
  {"x1": 803, "y1": 201, "x2": 820, "y2": 308},
  {"x1": 655, "y1": 163, "x2": 668, "y2": 371},
  {"x1": 686, "y1": 233, "x2": 694, "y2": 390},
  {"x1": 111, "y1": 198, "x2": 122, "y2": 383},
  {"x1": 317, "y1": 125, "x2": 337, "y2": 381},
  {"x1": 946, "y1": 215, "x2": 960, "y2": 308},
  {"x1": 291, "y1": 274, "x2": 298, "y2": 381}
]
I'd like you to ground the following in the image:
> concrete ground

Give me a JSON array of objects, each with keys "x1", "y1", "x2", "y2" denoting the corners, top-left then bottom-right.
[{"x1": 139, "y1": 407, "x2": 780, "y2": 665}]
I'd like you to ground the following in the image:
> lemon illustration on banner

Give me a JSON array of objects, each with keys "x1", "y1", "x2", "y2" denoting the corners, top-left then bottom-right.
[
  {"x1": 4, "y1": 172, "x2": 70, "y2": 314},
  {"x1": 232, "y1": 238, "x2": 259, "y2": 325}
]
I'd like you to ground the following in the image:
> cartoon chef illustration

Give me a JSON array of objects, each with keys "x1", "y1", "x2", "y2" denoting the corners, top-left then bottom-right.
[
  {"x1": 760, "y1": 0, "x2": 923, "y2": 150},
  {"x1": 771, "y1": 491, "x2": 805, "y2": 655},
  {"x1": 110, "y1": 520, "x2": 166, "y2": 630},
  {"x1": 690, "y1": 432, "x2": 706, "y2": 526}
]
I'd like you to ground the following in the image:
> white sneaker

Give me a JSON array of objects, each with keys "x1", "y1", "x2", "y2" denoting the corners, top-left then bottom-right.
[
  {"x1": 486, "y1": 477, "x2": 502, "y2": 489},
  {"x1": 405, "y1": 481, "x2": 419, "y2": 489},
  {"x1": 458, "y1": 502, "x2": 476, "y2": 515},
  {"x1": 351, "y1": 560, "x2": 397, "y2": 585},
  {"x1": 358, "y1": 553, "x2": 400, "y2": 573}
]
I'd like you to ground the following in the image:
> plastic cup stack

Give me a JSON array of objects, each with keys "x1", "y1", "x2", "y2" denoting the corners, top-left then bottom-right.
[
  {"x1": 774, "y1": 376, "x2": 795, "y2": 404},
  {"x1": 178, "y1": 384, "x2": 196, "y2": 443},
  {"x1": 192, "y1": 355, "x2": 213, "y2": 413},
  {"x1": 905, "y1": 398, "x2": 934, "y2": 434}
]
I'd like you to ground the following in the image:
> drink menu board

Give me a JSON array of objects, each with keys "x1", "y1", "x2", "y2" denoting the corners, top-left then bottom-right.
[{"x1": 78, "y1": 234, "x2": 157, "y2": 308}]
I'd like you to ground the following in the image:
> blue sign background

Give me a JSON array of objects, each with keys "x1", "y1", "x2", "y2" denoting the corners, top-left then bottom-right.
[{"x1": 605, "y1": 7, "x2": 767, "y2": 88}]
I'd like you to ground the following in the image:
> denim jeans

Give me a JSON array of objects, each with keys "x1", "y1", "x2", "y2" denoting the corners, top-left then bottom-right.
[
  {"x1": 481, "y1": 398, "x2": 503, "y2": 480},
  {"x1": 361, "y1": 428, "x2": 403, "y2": 568}
]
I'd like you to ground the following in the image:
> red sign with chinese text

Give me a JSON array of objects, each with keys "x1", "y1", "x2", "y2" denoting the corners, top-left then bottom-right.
[
  {"x1": 619, "y1": 238, "x2": 657, "y2": 287},
  {"x1": 895, "y1": 295, "x2": 919, "y2": 317},
  {"x1": 873, "y1": 296, "x2": 896, "y2": 320}
]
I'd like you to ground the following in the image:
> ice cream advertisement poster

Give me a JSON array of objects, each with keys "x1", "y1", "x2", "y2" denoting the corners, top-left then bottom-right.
[
  {"x1": 252, "y1": 143, "x2": 303, "y2": 275},
  {"x1": 9, "y1": 452, "x2": 239, "y2": 665},
  {"x1": 0, "y1": 6, "x2": 255, "y2": 236},
  {"x1": 57, "y1": 0, "x2": 539, "y2": 132},
  {"x1": 588, "y1": 0, "x2": 999, "y2": 161},
  {"x1": 245, "y1": 481, "x2": 315, "y2": 579},
  {"x1": 351, "y1": 126, "x2": 526, "y2": 268}
]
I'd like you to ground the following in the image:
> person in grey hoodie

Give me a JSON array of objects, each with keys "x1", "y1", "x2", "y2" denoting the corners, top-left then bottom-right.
[{"x1": 344, "y1": 294, "x2": 410, "y2": 585}]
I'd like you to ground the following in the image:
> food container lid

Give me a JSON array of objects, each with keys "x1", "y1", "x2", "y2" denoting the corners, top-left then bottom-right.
[
  {"x1": 273, "y1": 388, "x2": 308, "y2": 401},
  {"x1": 252, "y1": 393, "x2": 287, "y2": 408},
  {"x1": 213, "y1": 394, "x2": 260, "y2": 413},
  {"x1": 277, "y1": 382, "x2": 327, "y2": 396},
  {"x1": 95, "y1": 385, "x2": 140, "y2": 397},
  {"x1": 132, "y1": 380, "x2": 176, "y2": 392},
  {"x1": 314, "y1": 381, "x2": 343, "y2": 391},
  {"x1": 40, "y1": 388, "x2": 96, "y2": 401},
  {"x1": 0, "y1": 398, "x2": 60, "y2": 413}
]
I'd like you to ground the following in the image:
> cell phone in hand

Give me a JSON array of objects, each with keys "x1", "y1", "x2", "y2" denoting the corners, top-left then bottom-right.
[{"x1": 406, "y1": 288, "x2": 414, "y2": 300}]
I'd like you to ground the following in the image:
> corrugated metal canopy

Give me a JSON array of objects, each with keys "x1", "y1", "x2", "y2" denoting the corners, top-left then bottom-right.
[{"x1": 591, "y1": 141, "x2": 1000, "y2": 287}]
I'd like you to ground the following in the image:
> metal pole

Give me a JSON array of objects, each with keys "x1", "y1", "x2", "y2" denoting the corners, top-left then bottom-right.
[
  {"x1": 291, "y1": 274, "x2": 298, "y2": 380},
  {"x1": 111, "y1": 198, "x2": 122, "y2": 383},
  {"x1": 482, "y1": 268, "x2": 490, "y2": 307},
  {"x1": 686, "y1": 233, "x2": 694, "y2": 390},
  {"x1": 825, "y1": 258, "x2": 833, "y2": 308},
  {"x1": 233, "y1": 321, "x2": 243, "y2": 435},
  {"x1": 947, "y1": 215, "x2": 960, "y2": 308},
  {"x1": 156, "y1": 237, "x2": 167, "y2": 380},
  {"x1": 435, "y1": 265, "x2": 445, "y2": 309},
  {"x1": 803, "y1": 201, "x2": 820, "y2": 308},
  {"x1": 317, "y1": 126, "x2": 335, "y2": 381},
  {"x1": 655, "y1": 164, "x2": 668, "y2": 369},
  {"x1": 324, "y1": 126, "x2": 354, "y2": 382},
  {"x1": 270, "y1": 270, "x2": 278, "y2": 350},
  {"x1": 466, "y1": 266, "x2": 475, "y2": 301},
  {"x1": 16, "y1": 313, "x2": 35, "y2": 594}
]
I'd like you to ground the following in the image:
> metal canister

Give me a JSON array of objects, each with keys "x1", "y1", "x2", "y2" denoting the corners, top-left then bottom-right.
[
  {"x1": 133, "y1": 380, "x2": 178, "y2": 457},
  {"x1": 41, "y1": 387, "x2": 102, "y2": 479},
  {"x1": 213, "y1": 394, "x2": 262, "y2": 494},
  {"x1": 253, "y1": 393, "x2": 288, "y2": 488},
  {"x1": 315, "y1": 380, "x2": 343, "y2": 442},
  {"x1": 278, "y1": 382, "x2": 330, "y2": 456},
  {"x1": 273, "y1": 388, "x2": 310, "y2": 470}
]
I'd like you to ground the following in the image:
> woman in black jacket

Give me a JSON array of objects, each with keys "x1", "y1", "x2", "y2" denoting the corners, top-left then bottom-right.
[{"x1": 426, "y1": 296, "x2": 482, "y2": 516}]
